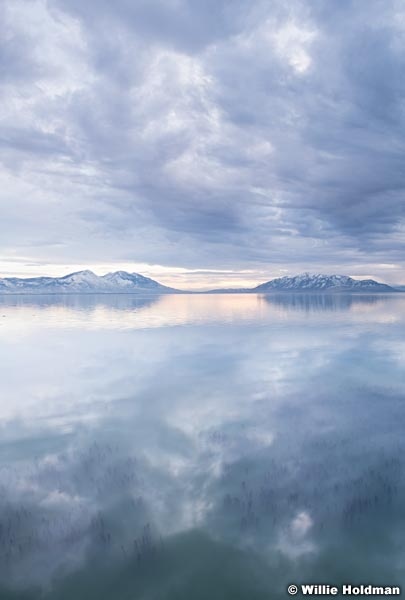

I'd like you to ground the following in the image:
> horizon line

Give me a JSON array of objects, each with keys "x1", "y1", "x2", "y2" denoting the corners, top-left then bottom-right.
[{"x1": 0, "y1": 269, "x2": 403, "y2": 291}]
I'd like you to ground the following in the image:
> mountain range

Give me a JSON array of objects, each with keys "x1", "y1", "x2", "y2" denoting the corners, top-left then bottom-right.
[
  {"x1": 206, "y1": 273, "x2": 397, "y2": 293},
  {"x1": 253, "y1": 273, "x2": 395, "y2": 292},
  {"x1": 0, "y1": 270, "x2": 175, "y2": 294},
  {"x1": 0, "y1": 270, "x2": 400, "y2": 294}
]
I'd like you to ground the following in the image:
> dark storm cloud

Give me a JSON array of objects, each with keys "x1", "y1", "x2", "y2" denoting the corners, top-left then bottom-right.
[{"x1": 0, "y1": 0, "x2": 404, "y2": 277}]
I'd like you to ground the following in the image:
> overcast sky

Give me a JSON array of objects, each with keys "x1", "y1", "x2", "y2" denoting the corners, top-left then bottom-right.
[{"x1": 1, "y1": 0, "x2": 405, "y2": 289}]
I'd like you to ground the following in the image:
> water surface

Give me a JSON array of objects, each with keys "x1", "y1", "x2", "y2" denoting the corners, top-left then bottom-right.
[{"x1": 0, "y1": 293, "x2": 404, "y2": 599}]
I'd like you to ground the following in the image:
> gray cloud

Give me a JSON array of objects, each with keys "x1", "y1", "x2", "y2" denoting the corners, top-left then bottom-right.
[{"x1": 0, "y1": 0, "x2": 404, "y2": 281}]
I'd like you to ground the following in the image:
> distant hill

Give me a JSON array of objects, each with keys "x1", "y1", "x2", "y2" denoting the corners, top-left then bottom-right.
[
  {"x1": 0, "y1": 270, "x2": 399, "y2": 294},
  {"x1": 205, "y1": 273, "x2": 397, "y2": 293},
  {"x1": 252, "y1": 273, "x2": 395, "y2": 292},
  {"x1": 0, "y1": 270, "x2": 178, "y2": 294}
]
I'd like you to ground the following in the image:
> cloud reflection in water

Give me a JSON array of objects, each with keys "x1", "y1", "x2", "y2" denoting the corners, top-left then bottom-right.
[{"x1": 0, "y1": 294, "x2": 404, "y2": 598}]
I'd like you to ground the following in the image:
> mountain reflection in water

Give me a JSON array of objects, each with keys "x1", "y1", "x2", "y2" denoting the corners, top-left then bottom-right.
[
  {"x1": 0, "y1": 293, "x2": 404, "y2": 599},
  {"x1": 262, "y1": 292, "x2": 392, "y2": 312}
]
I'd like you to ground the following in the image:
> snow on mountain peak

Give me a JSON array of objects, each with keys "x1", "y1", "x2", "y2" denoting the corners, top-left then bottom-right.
[
  {"x1": 0, "y1": 271, "x2": 175, "y2": 294},
  {"x1": 254, "y1": 273, "x2": 394, "y2": 292}
]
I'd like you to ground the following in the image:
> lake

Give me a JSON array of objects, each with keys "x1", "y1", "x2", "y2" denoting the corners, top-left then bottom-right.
[{"x1": 0, "y1": 293, "x2": 404, "y2": 599}]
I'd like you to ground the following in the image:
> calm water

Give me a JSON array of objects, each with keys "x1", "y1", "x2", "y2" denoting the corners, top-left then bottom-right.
[{"x1": 0, "y1": 293, "x2": 404, "y2": 599}]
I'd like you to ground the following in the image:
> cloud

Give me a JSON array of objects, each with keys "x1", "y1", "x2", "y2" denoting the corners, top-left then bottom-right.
[{"x1": 0, "y1": 0, "x2": 404, "y2": 282}]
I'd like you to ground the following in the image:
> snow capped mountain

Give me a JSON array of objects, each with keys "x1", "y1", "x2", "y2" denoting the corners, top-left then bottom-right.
[
  {"x1": 253, "y1": 273, "x2": 395, "y2": 292},
  {"x1": 57, "y1": 270, "x2": 103, "y2": 290},
  {"x1": 0, "y1": 271, "x2": 177, "y2": 294},
  {"x1": 0, "y1": 270, "x2": 398, "y2": 294},
  {"x1": 101, "y1": 271, "x2": 163, "y2": 289}
]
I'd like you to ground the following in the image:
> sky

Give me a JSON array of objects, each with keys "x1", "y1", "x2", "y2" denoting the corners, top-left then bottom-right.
[{"x1": 1, "y1": 0, "x2": 405, "y2": 290}]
